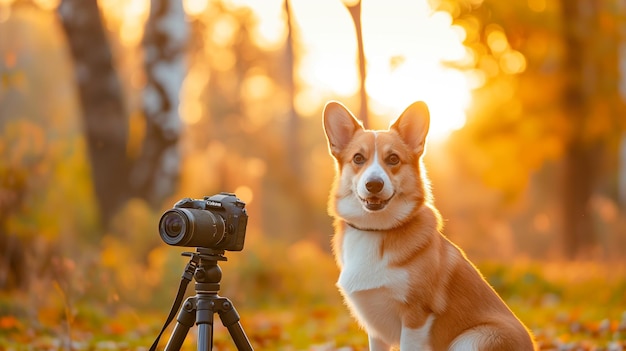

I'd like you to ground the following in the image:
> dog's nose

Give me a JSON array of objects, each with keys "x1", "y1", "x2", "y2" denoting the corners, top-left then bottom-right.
[{"x1": 365, "y1": 177, "x2": 384, "y2": 194}]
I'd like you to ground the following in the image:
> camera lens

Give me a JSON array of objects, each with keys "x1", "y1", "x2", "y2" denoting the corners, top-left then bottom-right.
[
  {"x1": 159, "y1": 209, "x2": 191, "y2": 245},
  {"x1": 158, "y1": 208, "x2": 225, "y2": 247},
  {"x1": 163, "y1": 213, "x2": 185, "y2": 238}
]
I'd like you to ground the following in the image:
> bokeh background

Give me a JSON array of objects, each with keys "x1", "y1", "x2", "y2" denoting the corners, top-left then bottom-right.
[{"x1": 1, "y1": 0, "x2": 625, "y2": 349}]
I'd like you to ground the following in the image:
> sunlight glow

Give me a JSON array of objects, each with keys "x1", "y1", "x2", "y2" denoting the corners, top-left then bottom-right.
[
  {"x1": 500, "y1": 51, "x2": 527, "y2": 75},
  {"x1": 226, "y1": 0, "x2": 286, "y2": 50},
  {"x1": 183, "y1": 0, "x2": 209, "y2": 17},
  {"x1": 360, "y1": 0, "x2": 472, "y2": 138},
  {"x1": 293, "y1": 0, "x2": 473, "y2": 138},
  {"x1": 291, "y1": 0, "x2": 359, "y2": 96},
  {"x1": 99, "y1": 0, "x2": 149, "y2": 46},
  {"x1": 179, "y1": 63, "x2": 210, "y2": 125},
  {"x1": 222, "y1": 0, "x2": 474, "y2": 138},
  {"x1": 32, "y1": 0, "x2": 60, "y2": 11},
  {"x1": 527, "y1": 0, "x2": 547, "y2": 12},
  {"x1": 242, "y1": 73, "x2": 275, "y2": 101},
  {"x1": 487, "y1": 25, "x2": 509, "y2": 54},
  {"x1": 211, "y1": 15, "x2": 238, "y2": 47}
]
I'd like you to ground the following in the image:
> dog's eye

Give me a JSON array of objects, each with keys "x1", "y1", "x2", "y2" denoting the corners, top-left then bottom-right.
[
  {"x1": 353, "y1": 153, "x2": 366, "y2": 165},
  {"x1": 386, "y1": 154, "x2": 400, "y2": 165}
]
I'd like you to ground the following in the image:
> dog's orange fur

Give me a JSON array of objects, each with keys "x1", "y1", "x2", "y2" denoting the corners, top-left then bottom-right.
[{"x1": 323, "y1": 101, "x2": 536, "y2": 350}]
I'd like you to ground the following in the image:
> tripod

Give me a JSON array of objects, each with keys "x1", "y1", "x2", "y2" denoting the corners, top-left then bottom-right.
[{"x1": 151, "y1": 248, "x2": 254, "y2": 351}]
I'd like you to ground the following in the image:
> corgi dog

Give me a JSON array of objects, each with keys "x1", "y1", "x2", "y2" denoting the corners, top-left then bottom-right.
[{"x1": 322, "y1": 101, "x2": 536, "y2": 351}]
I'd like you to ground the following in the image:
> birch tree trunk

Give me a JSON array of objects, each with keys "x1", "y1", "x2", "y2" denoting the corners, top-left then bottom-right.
[{"x1": 130, "y1": 0, "x2": 188, "y2": 204}]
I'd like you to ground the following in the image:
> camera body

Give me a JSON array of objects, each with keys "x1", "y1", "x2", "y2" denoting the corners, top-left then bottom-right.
[{"x1": 159, "y1": 193, "x2": 248, "y2": 251}]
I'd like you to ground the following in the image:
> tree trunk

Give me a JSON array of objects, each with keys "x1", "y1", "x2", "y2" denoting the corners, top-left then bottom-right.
[
  {"x1": 560, "y1": 0, "x2": 601, "y2": 259},
  {"x1": 561, "y1": 143, "x2": 599, "y2": 259},
  {"x1": 130, "y1": 0, "x2": 188, "y2": 205},
  {"x1": 284, "y1": 0, "x2": 301, "y2": 178},
  {"x1": 281, "y1": 0, "x2": 317, "y2": 239},
  {"x1": 57, "y1": 0, "x2": 130, "y2": 225},
  {"x1": 58, "y1": 0, "x2": 188, "y2": 225},
  {"x1": 345, "y1": 0, "x2": 369, "y2": 128}
]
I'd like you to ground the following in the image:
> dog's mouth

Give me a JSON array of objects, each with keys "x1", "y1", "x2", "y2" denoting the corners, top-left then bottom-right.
[{"x1": 359, "y1": 194, "x2": 394, "y2": 211}]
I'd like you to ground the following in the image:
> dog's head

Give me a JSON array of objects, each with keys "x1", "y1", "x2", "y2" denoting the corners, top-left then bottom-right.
[{"x1": 323, "y1": 101, "x2": 431, "y2": 230}]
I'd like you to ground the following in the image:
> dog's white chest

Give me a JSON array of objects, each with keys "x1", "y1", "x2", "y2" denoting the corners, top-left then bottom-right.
[
  {"x1": 337, "y1": 227, "x2": 409, "y2": 299},
  {"x1": 336, "y1": 227, "x2": 412, "y2": 345}
]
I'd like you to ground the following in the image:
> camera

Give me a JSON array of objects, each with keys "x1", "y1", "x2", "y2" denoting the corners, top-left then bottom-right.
[{"x1": 159, "y1": 192, "x2": 248, "y2": 251}]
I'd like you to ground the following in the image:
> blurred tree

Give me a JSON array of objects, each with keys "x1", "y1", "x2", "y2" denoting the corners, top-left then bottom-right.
[
  {"x1": 284, "y1": 0, "x2": 301, "y2": 178},
  {"x1": 343, "y1": 0, "x2": 369, "y2": 128},
  {"x1": 560, "y1": 0, "x2": 599, "y2": 259},
  {"x1": 432, "y1": 0, "x2": 626, "y2": 258},
  {"x1": 57, "y1": 0, "x2": 188, "y2": 225},
  {"x1": 281, "y1": 0, "x2": 316, "y2": 235},
  {"x1": 559, "y1": 0, "x2": 625, "y2": 258},
  {"x1": 130, "y1": 0, "x2": 188, "y2": 205},
  {"x1": 57, "y1": 0, "x2": 129, "y2": 225}
]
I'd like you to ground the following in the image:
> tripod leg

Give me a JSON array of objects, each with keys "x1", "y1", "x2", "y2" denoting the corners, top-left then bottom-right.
[
  {"x1": 164, "y1": 298, "x2": 196, "y2": 351},
  {"x1": 217, "y1": 300, "x2": 254, "y2": 351},
  {"x1": 225, "y1": 322, "x2": 253, "y2": 351},
  {"x1": 197, "y1": 324, "x2": 213, "y2": 351},
  {"x1": 196, "y1": 296, "x2": 216, "y2": 351}
]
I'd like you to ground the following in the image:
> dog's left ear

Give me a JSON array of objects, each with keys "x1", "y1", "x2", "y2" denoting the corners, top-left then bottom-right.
[{"x1": 390, "y1": 101, "x2": 430, "y2": 156}]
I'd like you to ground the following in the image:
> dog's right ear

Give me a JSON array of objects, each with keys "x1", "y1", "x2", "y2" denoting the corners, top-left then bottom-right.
[{"x1": 323, "y1": 101, "x2": 363, "y2": 158}]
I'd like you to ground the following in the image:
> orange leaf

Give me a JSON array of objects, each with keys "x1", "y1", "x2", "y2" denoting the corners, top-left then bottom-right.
[
  {"x1": 0, "y1": 315, "x2": 21, "y2": 329},
  {"x1": 106, "y1": 321, "x2": 127, "y2": 335}
]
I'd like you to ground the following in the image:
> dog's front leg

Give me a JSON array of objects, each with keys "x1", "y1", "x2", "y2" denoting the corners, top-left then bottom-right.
[
  {"x1": 399, "y1": 315, "x2": 435, "y2": 350},
  {"x1": 368, "y1": 335, "x2": 391, "y2": 351}
]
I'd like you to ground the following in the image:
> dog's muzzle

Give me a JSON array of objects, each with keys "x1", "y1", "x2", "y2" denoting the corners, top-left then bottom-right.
[{"x1": 360, "y1": 177, "x2": 394, "y2": 211}]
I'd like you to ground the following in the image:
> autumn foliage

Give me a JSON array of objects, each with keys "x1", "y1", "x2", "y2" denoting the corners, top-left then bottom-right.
[{"x1": 1, "y1": 0, "x2": 626, "y2": 350}]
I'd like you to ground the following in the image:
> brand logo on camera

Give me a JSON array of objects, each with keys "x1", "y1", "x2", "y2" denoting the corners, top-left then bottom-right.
[{"x1": 205, "y1": 200, "x2": 222, "y2": 209}]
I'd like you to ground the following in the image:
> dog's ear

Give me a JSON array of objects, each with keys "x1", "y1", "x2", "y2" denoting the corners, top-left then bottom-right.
[
  {"x1": 323, "y1": 101, "x2": 363, "y2": 158},
  {"x1": 390, "y1": 101, "x2": 430, "y2": 156}
]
